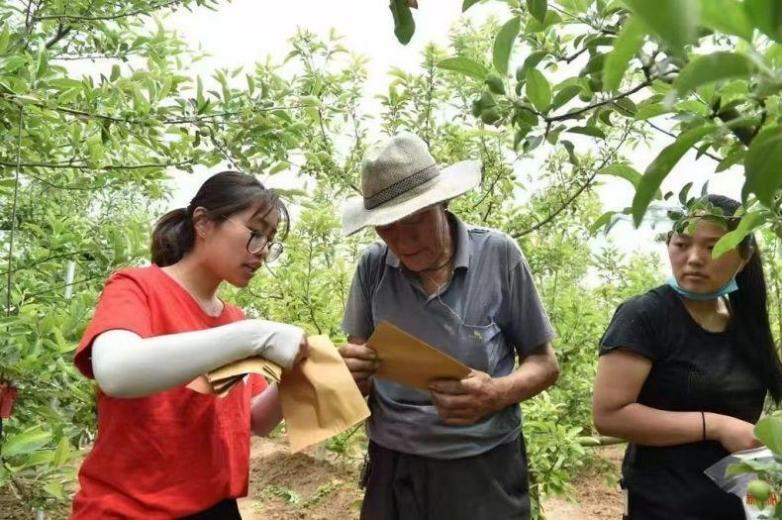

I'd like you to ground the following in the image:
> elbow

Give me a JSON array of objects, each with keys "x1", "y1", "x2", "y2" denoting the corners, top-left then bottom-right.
[
  {"x1": 94, "y1": 372, "x2": 135, "y2": 399},
  {"x1": 592, "y1": 411, "x2": 612, "y2": 437},
  {"x1": 93, "y1": 361, "x2": 139, "y2": 399},
  {"x1": 592, "y1": 406, "x2": 623, "y2": 438},
  {"x1": 547, "y1": 357, "x2": 560, "y2": 387}
]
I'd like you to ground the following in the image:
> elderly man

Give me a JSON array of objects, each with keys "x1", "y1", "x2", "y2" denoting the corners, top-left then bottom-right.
[{"x1": 339, "y1": 132, "x2": 559, "y2": 520}]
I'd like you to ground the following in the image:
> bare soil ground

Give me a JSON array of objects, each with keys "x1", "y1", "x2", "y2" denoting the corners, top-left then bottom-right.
[{"x1": 1, "y1": 439, "x2": 624, "y2": 519}]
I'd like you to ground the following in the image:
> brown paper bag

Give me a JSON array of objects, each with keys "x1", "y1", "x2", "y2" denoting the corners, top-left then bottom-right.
[
  {"x1": 188, "y1": 336, "x2": 370, "y2": 453},
  {"x1": 367, "y1": 320, "x2": 471, "y2": 391},
  {"x1": 279, "y1": 335, "x2": 370, "y2": 452}
]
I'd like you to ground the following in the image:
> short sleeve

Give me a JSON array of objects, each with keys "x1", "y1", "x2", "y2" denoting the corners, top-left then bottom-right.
[
  {"x1": 249, "y1": 374, "x2": 268, "y2": 397},
  {"x1": 341, "y1": 248, "x2": 380, "y2": 340},
  {"x1": 599, "y1": 294, "x2": 662, "y2": 361},
  {"x1": 496, "y1": 240, "x2": 555, "y2": 357},
  {"x1": 74, "y1": 271, "x2": 153, "y2": 378}
]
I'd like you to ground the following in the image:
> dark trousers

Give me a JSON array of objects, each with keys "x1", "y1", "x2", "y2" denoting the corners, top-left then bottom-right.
[
  {"x1": 180, "y1": 499, "x2": 242, "y2": 520},
  {"x1": 360, "y1": 437, "x2": 530, "y2": 520}
]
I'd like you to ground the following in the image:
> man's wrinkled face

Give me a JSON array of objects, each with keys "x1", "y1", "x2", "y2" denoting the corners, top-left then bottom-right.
[{"x1": 375, "y1": 205, "x2": 449, "y2": 272}]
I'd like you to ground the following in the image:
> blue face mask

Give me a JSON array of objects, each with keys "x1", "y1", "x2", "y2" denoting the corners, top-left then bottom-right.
[{"x1": 666, "y1": 276, "x2": 739, "y2": 301}]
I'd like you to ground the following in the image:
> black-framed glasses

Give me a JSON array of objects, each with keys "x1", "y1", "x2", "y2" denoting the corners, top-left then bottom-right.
[{"x1": 222, "y1": 216, "x2": 284, "y2": 262}]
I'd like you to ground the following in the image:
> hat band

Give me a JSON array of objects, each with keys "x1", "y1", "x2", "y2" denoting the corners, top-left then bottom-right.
[{"x1": 364, "y1": 164, "x2": 439, "y2": 210}]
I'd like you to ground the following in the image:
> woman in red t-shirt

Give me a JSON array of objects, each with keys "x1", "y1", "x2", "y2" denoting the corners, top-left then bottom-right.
[{"x1": 71, "y1": 171, "x2": 308, "y2": 519}]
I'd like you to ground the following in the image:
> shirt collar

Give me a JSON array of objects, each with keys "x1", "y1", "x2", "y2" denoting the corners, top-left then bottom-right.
[{"x1": 384, "y1": 211, "x2": 471, "y2": 271}]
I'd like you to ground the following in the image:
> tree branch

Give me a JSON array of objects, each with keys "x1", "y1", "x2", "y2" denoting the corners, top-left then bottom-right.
[
  {"x1": 34, "y1": 0, "x2": 185, "y2": 21},
  {"x1": 44, "y1": 22, "x2": 73, "y2": 49},
  {"x1": 645, "y1": 120, "x2": 723, "y2": 163},
  {"x1": 0, "y1": 160, "x2": 191, "y2": 170},
  {"x1": 512, "y1": 125, "x2": 632, "y2": 238},
  {"x1": 5, "y1": 107, "x2": 23, "y2": 317},
  {"x1": 0, "y1": 93, "x2": 307, "y2": 126},
  {"x1": 545, "y1": 79, "x2": 653, "y2": 123}
]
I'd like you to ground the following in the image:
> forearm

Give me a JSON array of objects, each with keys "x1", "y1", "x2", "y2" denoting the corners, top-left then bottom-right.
[
  {"x1": 595, "y1": 403, "x2": 714, "y2": 446},
  {"x1": 495, "y1": 348, "x2": 559, "y2": 406},
  {"x1": 251, "y1": 384, "x2": 283, "y2": 436},
  {"x1": 92, "y1": 320, "x2": 303, "y2": 398}
]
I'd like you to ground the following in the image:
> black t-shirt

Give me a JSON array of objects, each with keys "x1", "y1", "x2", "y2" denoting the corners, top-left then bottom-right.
[{"x1": 600, "y1": 285, "x2": 766, "y2": 520}]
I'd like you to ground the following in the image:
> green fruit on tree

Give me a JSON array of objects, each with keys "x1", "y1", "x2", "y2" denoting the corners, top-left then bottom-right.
[
  {"x1": 485, "y1": 74, "x2": 505, "y2": 95},
  {"x1": 480, "y1": 107, "x2": 501, "y2": 125},
  {"x1": 480, "y1": 91, "x2": 497, "y2": 109},
  {"x1": 471, "y1": 99, "x2": 483, "y2": 118},
  {"x1": 747, "y1": 479, "x2": 772, "y2": 508}
]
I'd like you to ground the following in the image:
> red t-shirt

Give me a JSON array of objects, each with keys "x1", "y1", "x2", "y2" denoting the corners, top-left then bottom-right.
[{"x1": 71, "y1": 265, "x2": 267, "y2": 519}]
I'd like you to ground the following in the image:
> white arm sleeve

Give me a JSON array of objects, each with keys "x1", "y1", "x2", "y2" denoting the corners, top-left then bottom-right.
[{"x1": 91, "y1": 319, "x2": 304, "y2": 398}]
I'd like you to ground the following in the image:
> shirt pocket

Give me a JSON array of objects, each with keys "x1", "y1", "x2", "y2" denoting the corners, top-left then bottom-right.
[{"x1": 455, "y1": 320, "x2": 503, "y2": 374}]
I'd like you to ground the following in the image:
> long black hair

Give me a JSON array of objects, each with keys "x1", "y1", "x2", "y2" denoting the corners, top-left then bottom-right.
[
  {"x1": 706, "y1": 194, "x2": 782, "y2": 402},
  {"x1": 151, "y1": 171, "x2": 289, "y2": 267}
]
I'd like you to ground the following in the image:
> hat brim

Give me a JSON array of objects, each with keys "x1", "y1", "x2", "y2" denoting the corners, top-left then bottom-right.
[{"x1": 341, "y1": 160, "x2": 482, "y2": 236}]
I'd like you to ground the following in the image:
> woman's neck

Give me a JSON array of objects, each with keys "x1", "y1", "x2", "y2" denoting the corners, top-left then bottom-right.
[
  {"x1": 681, "y1": 297, "x2": 731, "y2": 332},
  {"x1": 162, "y1": 255, "x2": 221, "y2": 303}
]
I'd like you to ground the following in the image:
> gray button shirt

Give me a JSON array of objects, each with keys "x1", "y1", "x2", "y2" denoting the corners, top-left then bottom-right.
[{"x1": 342, "y1": 214, "x2": 554, "y2": 459}]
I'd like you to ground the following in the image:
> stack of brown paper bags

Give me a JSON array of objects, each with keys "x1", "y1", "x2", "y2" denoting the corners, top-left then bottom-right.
[
  {"x1": 366, "y1": 320, "x2": 471, "y2": 391},
  {"x1": 187, "y1": 335, "x2": 370, "y2": 453}
]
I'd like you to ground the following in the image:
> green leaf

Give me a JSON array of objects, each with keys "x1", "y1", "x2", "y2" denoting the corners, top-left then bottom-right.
[
  {"x1": 700, "y1": 0, "x2": 753, "y2": 41},
  {"x1": 635, "y1": 102, "x2": 669, "y2": 120},
  {"x1": 526, "y1": 69, "x2": 552, "y2": 112},
  {"x1": 600, "y1": 163, "x2": 643, "y2": 188},
  {"x1": 463, "y1": 0, "x2": 482, "y2": 12},
  {"x1": 558, "y1": 0, "x2": 590, "y2": 12},
  {"x1": 43, "y1": 481, "x2": 65, "y2": 499},
  {"x1": 755, "y1": 415, "x2": 782, "y2": 457},
  {"x1": 603, "y1": 17, "x2": 646, "y2": 92},
  {"x1": 716, "y1": 148, "x2": 746, "y2": 172},
  {"x1": 590, "y1": 211, "x2": 618, "y2": 235},
  {"x1": 437, "y1": 57, "x2": 489, "y2": 81},
  {"x1": 562, "y1": 139, "x2": 579, "y2": 165},
  {"x1": 674, "y1": 52, "x2": 755, "y2": 96},
  {"x1": 390, "y1": 0, "x2": 416, "y2": 45},
  {"x1": 744, "y1": 126, "x2": 782, "y2": 207},
  {"x1": 623, "y1": 0, "x2": 700, "y2": 56},
  {"x1": 745, "y1": 0, "x2": 782, "y2": 43},
  {"x1": 493, "y1": 17, "x2": 521, "y2": 76},
  {"x1": 713, "y1": 211, "x2": 766, "y2": 258},
  {"x1": 0, "y1": 24, "x2": 10, "y2": 54},
  {"x1": 567, "y1": 126, "x2": 606, "y2": 139},
  {"x1": 519, "y1": 51, "x2": 548, "y2": 79},
  {"x1": 110, "y1": 64, "x2": 120, "y2": 82},
  {"x1": 196, "y1": 76, "x2": 204, "y2": 108},
  {"x1": 53, "y1": 435, "x2": 71, "y2": 467},
  {"x1": 551, "y1": 84, "x2": 582, "y2": 110},
  {"x1": 1, "y1": 427, "x2": 52, "y2": 458},
  {"x1": 526, "y1": 10, "x2": 561, "y2": 32},
  {"x1": 527, "y1": 0, "x2": 548, "y2": 23},
  {"x1": 632, "y1": 124, "x2": 716, "y2": 226}
]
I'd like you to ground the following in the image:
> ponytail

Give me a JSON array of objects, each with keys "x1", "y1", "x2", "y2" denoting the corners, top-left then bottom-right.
[
  {"x1": 151, "y1": 207, "x2": 195, "y2": 267},
  {"x1": 729, "y1": 245, "x2": 782, "y2": 402},
  {"x1": 705, "y1": 194, "x2": 782, "y2": 402}
]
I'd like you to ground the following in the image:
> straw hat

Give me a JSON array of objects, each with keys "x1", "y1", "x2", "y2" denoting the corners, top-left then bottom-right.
[{"x1": 341, "y1": 132, "x2": 481, "y2": 236}]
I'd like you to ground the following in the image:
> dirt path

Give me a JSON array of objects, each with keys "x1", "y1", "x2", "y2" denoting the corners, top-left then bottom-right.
[
  {"x1": 0, "y1": 439, "x2": 623, "y2": 519},
  {"x1": 541, "y1": 446, "x2": 624, "y2": 519},
  {"x1": 239, "y1": 437, "x2": 624, "y2": 520}
]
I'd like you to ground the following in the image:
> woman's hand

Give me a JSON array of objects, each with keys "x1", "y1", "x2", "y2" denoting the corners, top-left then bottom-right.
[{"x1": 707, "y1": 413, "x2": 761, "y2": 453}]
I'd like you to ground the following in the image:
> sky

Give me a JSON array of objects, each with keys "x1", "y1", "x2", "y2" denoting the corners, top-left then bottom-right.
[{"x1": 158, "y1": 0, "x2": 745, "y2": 264}]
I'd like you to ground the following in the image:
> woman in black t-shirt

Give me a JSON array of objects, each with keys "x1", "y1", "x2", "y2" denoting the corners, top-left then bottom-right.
[{"x1": 592, "y1": 195, "x2": 782, "y2": 520}]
